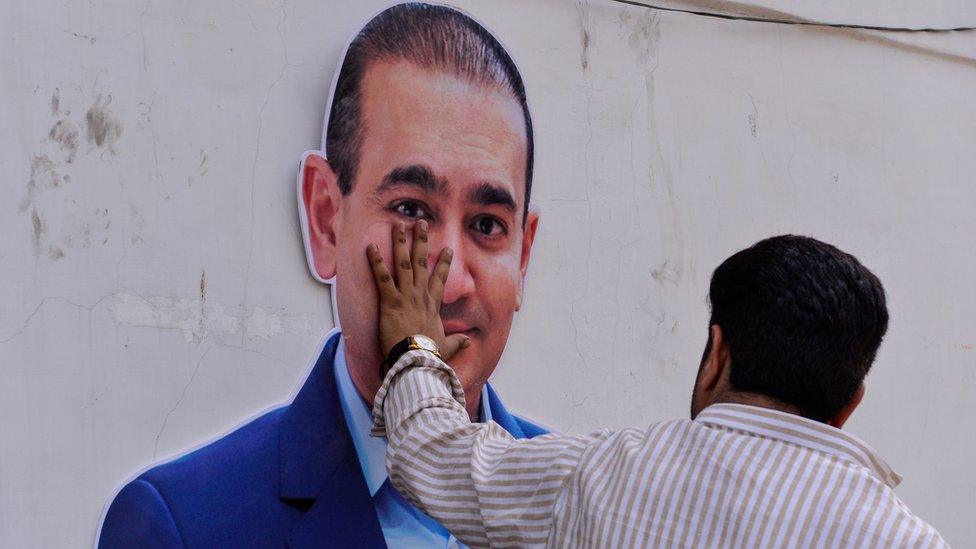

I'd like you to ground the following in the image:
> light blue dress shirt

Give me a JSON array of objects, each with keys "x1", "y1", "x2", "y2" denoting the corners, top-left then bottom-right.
[{"x1": 334, "y1": 336, "x2": 490, "y2": 548}]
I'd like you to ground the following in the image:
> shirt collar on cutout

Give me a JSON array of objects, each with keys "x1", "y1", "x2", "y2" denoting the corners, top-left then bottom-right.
[{"x1": 334, "y1": 334, "x2": 493, "y2": 496}]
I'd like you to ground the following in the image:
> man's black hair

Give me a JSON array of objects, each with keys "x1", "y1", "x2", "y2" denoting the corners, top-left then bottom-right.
[
  {"x1": 707, "y1": 235, "x2": 889, "y2": 422},
  {"x1": 326, "y1": 2, "x2": 534, "y2": 220}
]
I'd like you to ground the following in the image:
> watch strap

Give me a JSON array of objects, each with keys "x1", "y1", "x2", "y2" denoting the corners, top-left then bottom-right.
[{"x1": 380, "y1": 336, "x2": 441, "y2": 377}]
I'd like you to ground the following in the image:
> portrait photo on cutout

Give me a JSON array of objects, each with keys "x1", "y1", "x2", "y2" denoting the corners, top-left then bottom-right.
[{"x1": 98, "y1": 3, "x2": 549, "y2": 547}]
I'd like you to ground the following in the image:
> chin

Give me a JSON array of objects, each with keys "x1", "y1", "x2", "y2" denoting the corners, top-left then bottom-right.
[
  {"x1": 446, "y1": 350, "x2": 476, "y2": 373},
  {"x1": 445, "y1": 348, "x2": 478, "y2": 375}
]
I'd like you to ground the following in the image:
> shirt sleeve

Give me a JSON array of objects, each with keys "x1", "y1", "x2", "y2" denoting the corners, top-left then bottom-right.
[{"x1": 372, "y1": 349, "x2": 610, "y2": 548}]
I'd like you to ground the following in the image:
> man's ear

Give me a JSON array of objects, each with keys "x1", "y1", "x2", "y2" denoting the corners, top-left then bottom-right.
[
  {"x1": 298, "y1": 151, "x2": 343, "y2": 282},
  {"x1": 828, "y1": 384, "x2": 864, "y2": 429},
  {"x1": 514, "y1": 204, "x2": 540, "y2": 311},
  {"x1": 699, "y1": 324, "x2": 729, "y2": 393}
]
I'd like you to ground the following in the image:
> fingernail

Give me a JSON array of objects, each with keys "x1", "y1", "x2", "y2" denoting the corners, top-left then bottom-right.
[
  {"x1": 418, "y1": 219, "x2": 427, "y2": 231},
  {"x1": 368, "y1": 243, "x2": 377, "y2": 253},
  {"x1": 398, "y1": 221, "x2": 405, "y2": 232},
  {"x1": 446, "y1": 247, "x2": 454, "y2": 259},
  {"x1": 461, "y1": 336, "x2": 471, "y2": 348}
]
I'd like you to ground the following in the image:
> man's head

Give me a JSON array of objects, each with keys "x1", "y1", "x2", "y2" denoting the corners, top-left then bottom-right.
[
  {"x1": 300, "y1": 3, "x2": 539, "y2": 411},
  {"x1": 690, "y1": 235, "x2": 889, "y2": 427}
]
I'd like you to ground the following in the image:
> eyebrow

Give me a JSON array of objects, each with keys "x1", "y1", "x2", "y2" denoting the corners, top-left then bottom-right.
[
  {"x1": 377, "y1": 165, "x2": 449, "y2": 195},
  {"x1": 468, "y1": 182, "x2": 517, "y2": 214}
]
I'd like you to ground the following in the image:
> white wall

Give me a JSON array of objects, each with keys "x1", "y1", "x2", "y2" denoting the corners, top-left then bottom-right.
[{"x1": 1, "y1": 0, "x2": 973, "y2": 546}]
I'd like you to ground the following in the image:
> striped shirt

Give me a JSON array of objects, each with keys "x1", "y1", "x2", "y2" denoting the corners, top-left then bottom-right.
[{"x1": 372, "y1": 350, "x2": 948, "y2": 548}]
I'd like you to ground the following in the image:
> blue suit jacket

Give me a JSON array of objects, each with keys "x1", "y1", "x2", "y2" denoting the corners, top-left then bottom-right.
[{"x1": 99, "y1": 333, "x2": 547, "y2": 548}]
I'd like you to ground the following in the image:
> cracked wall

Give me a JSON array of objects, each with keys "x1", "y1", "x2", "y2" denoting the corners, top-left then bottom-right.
[{"x1": 0, "y1": 0, "x2": 974, "y2": 546}]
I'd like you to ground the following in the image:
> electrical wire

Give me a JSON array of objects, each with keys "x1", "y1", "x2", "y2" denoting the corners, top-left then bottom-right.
[{"x1": 606, "y1": 0, "x2": 976, "y2": 32}]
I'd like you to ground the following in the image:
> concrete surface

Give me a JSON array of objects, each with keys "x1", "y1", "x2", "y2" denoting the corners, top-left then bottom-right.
[{"x1": 1, "y1": 0, "x2": 973, "y2": 545}]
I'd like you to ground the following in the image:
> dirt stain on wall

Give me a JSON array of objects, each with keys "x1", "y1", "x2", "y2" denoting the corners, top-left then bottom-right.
[
  {"x1": 48, "y1": 120, "x2": 79, "y2": 163},
  {"x1": 85, "y1": 94, "x2": 123, "y2": 151},
  {"x1": 30, "y1": 208, "x2": 45, "y2": 257},
  {"x1": 577, "y1": 2, "x2": 591, "y2": 72},
  {"x1": 24, "y1": 88, "x2": 124, "y2": 260},
  {"x1": 199, "y1": 270, "x2": 208, "y2": 304}
]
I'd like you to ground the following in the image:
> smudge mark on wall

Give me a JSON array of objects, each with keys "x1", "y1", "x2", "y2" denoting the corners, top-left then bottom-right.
[
  {"x1": 577, "y1": 2, "x2": 591, "y2": 72},
  {"x1": 198, "y1": 270, "x2": 208, "y2": 337},
  {"x1": 29, "y1": 155, "x2": 57, "y2": 188},
  {"x1": 199, "y1": 148, "x2": 208, "y2": 176},
  {"x1": 109, "y1": 292, "x2": 311, "y2": 343},
  {"x1": 31, "y1": 208, "x2": 45, "y2": 256},
  {"x1": 625, "y1": 9, "x2": 660, "y2": 64},
  {"x1": 617, "y1": 7, "x2": 660, "y2": 105},
  {"x1": 129, "y1": 206, "x2": 146, "y2": 245},
  {"x1": 245, "y1": 307, "x2": 285, "y2": 339},
  {"x1": 65, "y1": 30, "x2": 97, "y2": 44},
  {"x1": 48, "y1": 120, "x2": 79, "y2": 163},
  {"x1": 747, "y1": 94, "x2": 759, "y2": 137},
  {"x1": 650, "y1": 260, "x2": 681, "y2": 285},
  {"x1": 85, "y1": 94, "x2": 123, "y2": 151},
  {"x1": 20, "y1": 155, "x2": 59, "y2": 213},
  {"x1": 18, "y1": 88, "x2": 122, "y2": 262}
]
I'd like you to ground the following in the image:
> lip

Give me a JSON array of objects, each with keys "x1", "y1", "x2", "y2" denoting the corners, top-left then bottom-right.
[{"x1": 442, "y1": 321, "x2": 478, "y2": 337}]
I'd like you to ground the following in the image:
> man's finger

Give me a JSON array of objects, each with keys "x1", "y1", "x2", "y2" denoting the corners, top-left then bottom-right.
[
  {"x1": 366, "y1": 244, "x2": 397, "y2": 300},
  {"x1": 439, "y1": 334, "x2": 471, "y2": 362},
  {"x1": 392, "y1": 222, "x2": 413, "y2": 288},
  {"x1": 412, "y1": 219, "x2": 429, "y2": 289},
  {"x1": 428, "y1": 247, "x2": 453, "y2": 307}
]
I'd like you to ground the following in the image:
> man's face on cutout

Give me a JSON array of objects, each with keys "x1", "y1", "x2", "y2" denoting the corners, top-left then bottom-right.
[{"x1": 304, "y1": 60, "x2": 539, "y2": 405}]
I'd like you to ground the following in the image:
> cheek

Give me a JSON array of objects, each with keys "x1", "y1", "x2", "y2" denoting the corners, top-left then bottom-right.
[
  {"x1": 364, "y1": 222, "x2": 398, "y2": 260},
  {"x1": 333, "y1": 221, "x2": 395, "y2": 318},
  {"x1": 339, "y1": 221, "x2": 398, "y2": 271},
  {"x1": 475, "y1": 257, "x2": 522, "y2": 318},
  {"x1": 457, "y1": 261, "x2": 520, "y2": 382}
]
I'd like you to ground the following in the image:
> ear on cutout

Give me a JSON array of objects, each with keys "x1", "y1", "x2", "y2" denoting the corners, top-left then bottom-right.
[
  {"x1": 298, "y1": 151, "x2": 343, "y2": 283},
  {"x1": 514, "y1": 204, "x2": 541, "y2": 312}
]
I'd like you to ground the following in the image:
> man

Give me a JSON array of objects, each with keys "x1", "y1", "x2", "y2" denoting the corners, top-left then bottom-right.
[
  {"x1": 369, "y1": 226, "x2": 948, "y2": 548},
  {"x1": 99, "y1": 4, "x2": 545, "y2": 547}
]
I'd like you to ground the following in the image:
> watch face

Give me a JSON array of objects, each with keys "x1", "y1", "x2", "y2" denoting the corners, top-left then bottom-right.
[{"x1": 412, "y1": 335, "x2": 438, "y2": 352}]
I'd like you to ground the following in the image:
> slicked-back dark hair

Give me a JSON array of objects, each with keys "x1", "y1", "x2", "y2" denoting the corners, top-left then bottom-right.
[
  {"x1": 325, "y1": 2, "x2": 534, "y2": 219},
  {"x1": 707, "y1": 235, "x2": 889, "y2": 422}
]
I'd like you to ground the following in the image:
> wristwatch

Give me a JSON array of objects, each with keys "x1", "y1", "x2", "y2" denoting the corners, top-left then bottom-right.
[{"x1": 381, "y1": 335, "x2": 442, "y2": 376}]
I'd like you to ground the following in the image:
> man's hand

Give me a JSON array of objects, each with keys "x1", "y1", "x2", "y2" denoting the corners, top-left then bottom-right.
[{"x1": 367, "y1": 220, "x2": 470, "y2": 362}]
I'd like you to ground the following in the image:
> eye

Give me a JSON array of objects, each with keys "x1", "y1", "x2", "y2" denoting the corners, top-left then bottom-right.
[
  {"x1": 470, "y1": 215, "x2": 507, "y2": 238},
  {"x1": 391, "y1": 200, "x2": 430, "y2": 220}
]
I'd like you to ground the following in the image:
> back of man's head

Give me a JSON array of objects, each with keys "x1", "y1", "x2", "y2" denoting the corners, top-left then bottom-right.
[
  {"x1": 325, "y1": 2, "x2": 533, "y2": 205},
  {"x1": 708, "y1": 235, "x2": 889, "y2": 422}
]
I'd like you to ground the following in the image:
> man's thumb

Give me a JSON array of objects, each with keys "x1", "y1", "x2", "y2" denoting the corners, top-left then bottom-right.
[{"x1": 441, "y1": 334, "x2": 471, "y2": 361}]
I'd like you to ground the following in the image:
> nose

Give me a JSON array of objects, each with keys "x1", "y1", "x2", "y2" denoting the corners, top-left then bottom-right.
[{"x1": 430, "y1": 226, "x2": 474, "y2": 304}]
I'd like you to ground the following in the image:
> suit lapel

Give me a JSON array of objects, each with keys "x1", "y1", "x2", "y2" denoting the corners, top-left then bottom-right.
[
  {"x1": 286, "y1": 451, "x2": 386, "y2": 548},
  {"x1": 278, "y1": 335, "x2": 540, "y2": 548},
  {"x1": 280, "y1": 333, "x2": 386, "y2": 548}
]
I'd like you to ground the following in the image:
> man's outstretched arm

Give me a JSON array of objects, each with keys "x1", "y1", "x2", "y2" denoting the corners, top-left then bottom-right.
[
  {"x1": 366, "y1": 221, "x2": 608, "y2": 547},
  {"x1": 372, "y1": 348, "x2": 607, "y2": 548}
]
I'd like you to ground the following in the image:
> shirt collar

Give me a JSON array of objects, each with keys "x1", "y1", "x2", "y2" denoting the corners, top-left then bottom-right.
[
  {"x1": 334, "y1": 334, "x2": 493, "y2": 496},
  {"x1": 695, "y1": 403, "x2": 901, "y2": 488}
]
